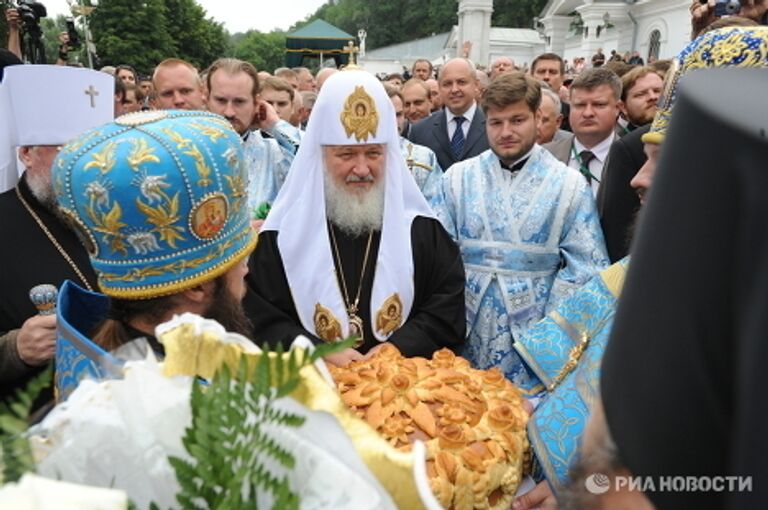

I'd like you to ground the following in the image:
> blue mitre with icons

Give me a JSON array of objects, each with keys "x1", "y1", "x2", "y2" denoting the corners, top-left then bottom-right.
[
  {"x1": 514, "y1": 258, "x2": 629, "y2": 491},
  {"x1": 52, "y1": 110, "x2": 257, "y2": 300},
  {"x1": 644, "y1": 25, "x2": 768, "y2": 145},
  {"x1": 55, "y1": 280, "x2": 123, "y2": 401}
]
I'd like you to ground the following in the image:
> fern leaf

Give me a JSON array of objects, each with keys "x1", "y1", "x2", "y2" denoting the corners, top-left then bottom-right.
[
  {"x1": 254, "y1": 349, "x2": 271, "y2": 396},
  {"x1": 170, "y1": 343, "x2": 322, "y2": 509},
  {"x1": 264, "y1": 407, "x2": 306, "y2": 428},
  {"x1": 0, "y1": 366, "x2": 51, "y2": 484},
  {"x1": 274, "y1": 378, "x2": 301, "y2": 398}
]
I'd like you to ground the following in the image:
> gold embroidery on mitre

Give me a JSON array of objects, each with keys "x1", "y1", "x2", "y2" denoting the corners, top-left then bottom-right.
[
  {"x1": 190, "y1": 194, "x2": 228, "y2": 239},
  {"x1": 376, "y1": 293, "x2": 403, "y2": 337},
  {"x1": 314, "y1": 303, "x2": 343, "y2": 343},
  {"x1": 58, "y1": 207, "x2": 98, "y2": 256},
  {"x1": 340, "y1": 86, "x2": 379, "y2": 142}
]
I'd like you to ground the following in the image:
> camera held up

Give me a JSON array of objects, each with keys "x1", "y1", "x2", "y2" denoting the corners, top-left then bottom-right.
[{"x1": 13, "y1": 0, "x2": 48, "y2": 64}]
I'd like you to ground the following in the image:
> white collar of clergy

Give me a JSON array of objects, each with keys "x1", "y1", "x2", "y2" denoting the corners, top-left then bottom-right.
[{"x1": 262, "y1": 70, "x2": 435, "y2": 343}]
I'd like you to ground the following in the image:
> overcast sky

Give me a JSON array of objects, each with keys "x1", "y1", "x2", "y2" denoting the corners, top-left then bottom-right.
[{"x1": 45, "y1": 0, "x2": 329, "y2": 34}]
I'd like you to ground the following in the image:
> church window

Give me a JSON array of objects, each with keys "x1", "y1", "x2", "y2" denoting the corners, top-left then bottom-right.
[{"x1": 648, "y1": 30, "x2": 661, "y2": 61}]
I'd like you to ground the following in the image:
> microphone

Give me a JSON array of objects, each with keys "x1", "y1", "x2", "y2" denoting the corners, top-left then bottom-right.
[{"x1": 29, "y1": 284, "x2": 58, "y2": 315}]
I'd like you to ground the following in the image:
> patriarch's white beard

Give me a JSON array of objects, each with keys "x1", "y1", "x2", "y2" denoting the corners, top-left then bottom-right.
[{"x1": 324, "y1": 171, "x2": 384, "y2": 237}]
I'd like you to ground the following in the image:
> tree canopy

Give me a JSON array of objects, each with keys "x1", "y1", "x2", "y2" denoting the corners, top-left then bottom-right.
[
  {"x1": 231, "y1": 31, "x2": 286, "y2": 75},
  {"x1": 297, "y1": 0, "x2": 458, "y2": 50},
  {"x1": 1, "y1": 0, "x2": 548, "y2": 72},
  {"x1": 163, "y1": 0, "x2": 229, "y2": 70},
  {"x1": 88, "y1": 0, "x2": 175, "y2": 75},
  {"x1": 88, "y1": 0, "x2": 227, "y2": 75},
  {"x1": 294, "y1": 0, "x2": 547, "y2": 51}
]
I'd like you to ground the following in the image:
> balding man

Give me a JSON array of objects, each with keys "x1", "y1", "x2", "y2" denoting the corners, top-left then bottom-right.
[
  {"x1": 152, "y1": 58, "x2": 206, "y2": 110},
  {"x1": 293, "y1": 66, "x2": 316, "y2": 92},
  {"x1": 490, "y1": 56, "x2": 515, "y2": 79},
  {"x1": 400, "y1": 79, "x2": 432, "y2": 126},
  {"x1": 316, "y1": 67, "x2": 338, "y2": 91},
  {"x1": 424, "y1": 78, "x2": 442, "y2": 112},
  {"x1": 537, "y1": 87, "x2": 568, "y2": 144},
  {"x1": 407, "y1": 58, "x2": 489, "y2": 171}
]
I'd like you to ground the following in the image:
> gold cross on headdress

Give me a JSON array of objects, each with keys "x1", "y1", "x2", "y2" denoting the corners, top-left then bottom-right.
[
  {"x1": 84, "y1": 85, "x2": 99, "y2": 108},
  {"x1": 343, "y1": 40, "x2": 360, "y2": 67}
]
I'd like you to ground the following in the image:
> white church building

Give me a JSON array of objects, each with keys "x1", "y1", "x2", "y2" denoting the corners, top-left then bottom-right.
[
  {"x1": 361, "y1": 0, "x2": 691, "y2": 74},
  {"x1": 537, "y1": 0, "x2": 691, "y2": 64}
]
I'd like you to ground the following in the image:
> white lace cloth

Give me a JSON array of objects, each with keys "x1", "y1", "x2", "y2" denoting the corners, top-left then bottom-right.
[
  {"x1": 0, "y1": 474, "x2": 127, "y2": 510},
  {"x1": 27, "y1": 316, "x2": 397, "y2": 510}
]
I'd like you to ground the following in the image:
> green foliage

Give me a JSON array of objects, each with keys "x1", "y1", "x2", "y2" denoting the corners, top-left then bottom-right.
[
  {"x1": 231, "y1": 30, "x2": 286, "y2": 74},
  {"x1": 40, "y1": 15, "x2": 92, "y2": 66},
  {"x1": 168, "y1": 340, "x2": 352, "y2": 510},
  {"x1": 0, "y1": 367, "x2": 51, "y2": 485},
  {"x1": 89, "y1": 0, "x2": 227, "y2": 75},
  {"x1": 163, "y1": 0, "x2": 229, "y2": 70},
  {"x1": 295, "y1": 0, "x2": 547, "y2": 51},
  {"x1": 41, "y1": 16, "x2": 66, "y2": 64},
  {"x1": 295, "y1": 0, "x2": 457, "y2": 51},
  {"x1": 89, "y1": 0, "x2": 176, "y2": 75},
  {"x1": 492, "y1": 0, "x2": 549, "y2": 30}
]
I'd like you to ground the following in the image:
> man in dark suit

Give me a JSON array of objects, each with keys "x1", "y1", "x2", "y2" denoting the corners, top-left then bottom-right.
[
  {"x1": 543, "y1": 68, "x2": 622, "y2": 197},
  {"x1": 596, "y1": 124, "x2": 649, "y2": 262},
  {"x1": 408, "y1": 58, "x2": 489, "y2": 171}
]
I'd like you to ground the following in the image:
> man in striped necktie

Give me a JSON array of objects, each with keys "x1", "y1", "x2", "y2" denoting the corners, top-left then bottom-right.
[{"x1": 407, "y1": 58, "x2": 490, "y2": 171}]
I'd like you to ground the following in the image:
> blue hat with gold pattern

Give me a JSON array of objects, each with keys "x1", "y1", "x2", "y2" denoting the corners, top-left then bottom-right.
[
  {"x1": 52, "y1": 110, "x2": 256, "y2": 299},
  {"x1": 643, "y1": 26, "x2": 768, "y2": 145}
]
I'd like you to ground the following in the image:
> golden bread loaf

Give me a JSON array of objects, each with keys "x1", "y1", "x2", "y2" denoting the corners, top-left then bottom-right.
[{"x1": 329, "y1": 345, "x2": 529, "y2": 510}]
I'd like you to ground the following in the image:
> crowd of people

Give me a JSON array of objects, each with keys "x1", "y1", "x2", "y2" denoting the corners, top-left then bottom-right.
[{"x1": 1, "y1": 1, "x2": 768, "y2": 508}]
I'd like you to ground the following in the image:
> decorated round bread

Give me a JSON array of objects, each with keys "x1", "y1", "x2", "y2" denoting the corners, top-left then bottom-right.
[{"x1": 329, "y1": 345, "x2": 529, "y2": 510}]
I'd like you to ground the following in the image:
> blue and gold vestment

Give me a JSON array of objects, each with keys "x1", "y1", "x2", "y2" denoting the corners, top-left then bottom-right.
[
  {"x1": 55, "y1": 280, "x2": 123, "y2": 401},
  {"x1": 516, "y1": 258, "x2": 628, "y2": 490},
  {"x1": 431, "y1": 145, "x2": 609, "y2": 393},
  {"x1": 399, "y1": 137, "x2": 442, "y2": 203}
]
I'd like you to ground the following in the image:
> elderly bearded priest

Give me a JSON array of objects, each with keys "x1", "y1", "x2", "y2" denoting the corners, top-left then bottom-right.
[{"x1": 245, "y1": 71, "x2": 466, "y2": 366}]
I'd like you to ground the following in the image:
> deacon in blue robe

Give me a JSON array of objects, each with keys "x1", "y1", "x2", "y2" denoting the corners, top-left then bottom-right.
[{"x1": 430, "y1": 73, "x2": 609, "y2": 394}]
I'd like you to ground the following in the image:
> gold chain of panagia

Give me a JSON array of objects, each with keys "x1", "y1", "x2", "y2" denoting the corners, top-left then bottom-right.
[
  {"x1": 16, "y1": 186, "x2": 94, "y2": 291},
  {"x1": 328, "y1": 223, "x2": 373, "y2": 315}
]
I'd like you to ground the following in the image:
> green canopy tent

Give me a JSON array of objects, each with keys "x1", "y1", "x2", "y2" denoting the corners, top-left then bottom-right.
[{"x1": 285, "y1": 19, "x2": 356, "y2": 68}]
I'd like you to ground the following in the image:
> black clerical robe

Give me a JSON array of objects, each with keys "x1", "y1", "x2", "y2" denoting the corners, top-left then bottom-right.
[
  {"x1": 0, "y1": 175, "x2": 98, "y2": 401},
  {"x1": 601, "y1": 70, "x2": 768, "y2": 509},
  {"x1": 244, "y1": 216, "x2": 466, "y2": 357}
]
